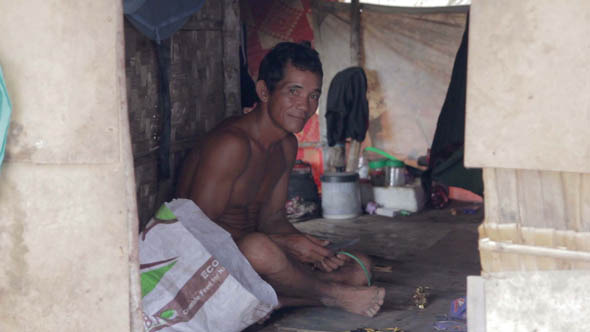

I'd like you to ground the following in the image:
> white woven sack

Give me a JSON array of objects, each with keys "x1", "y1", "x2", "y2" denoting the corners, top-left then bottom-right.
[{"x1": 139, "y1": 199, "x2": 278, "y2": 332}]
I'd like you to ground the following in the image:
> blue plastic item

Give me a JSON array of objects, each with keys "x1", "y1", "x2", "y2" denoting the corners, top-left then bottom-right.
[
  {"x1": 449, "y1": 297, "x2": 467, "y2": 321},
  {"x1": 0, "y1": 64, "x2": 12, "y2": 173},
  {"x1": 124, "y1": 0, "x2": 206, "y2": 42}
]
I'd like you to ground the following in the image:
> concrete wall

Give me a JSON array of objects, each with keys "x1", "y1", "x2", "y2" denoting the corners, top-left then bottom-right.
[
  {"x1": 0, "y1": 1, "x2": 141, "y2": 331},
  {"x1": 465, "y1": 0, "x2": 590, "y2": 173}
]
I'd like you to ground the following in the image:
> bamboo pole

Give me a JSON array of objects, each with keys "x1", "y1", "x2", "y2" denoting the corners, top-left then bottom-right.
[
  {"x1": 480, "y1": 238, "x2": 590, "y2": 262},
  {"x1": 346, "y1": 0, "x2": 362, "y2": 173}
]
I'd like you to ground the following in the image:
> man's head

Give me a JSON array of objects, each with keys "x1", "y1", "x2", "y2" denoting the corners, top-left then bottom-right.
[
  {"x1": 256, "y1": 42, "x2": 323, "y2": 134},
  {"x1": 257, "y1": 42, "x2": 323, "y2": 93}
]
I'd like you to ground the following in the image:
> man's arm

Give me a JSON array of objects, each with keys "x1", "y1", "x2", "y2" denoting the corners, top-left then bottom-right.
[
  {"x1": 257, "y1": 134, "x2": 299, "y2": 234},
  {"x1": 257, "y1": 135, "x2": 347, "y2": 271},
  {"x1": 186, "y1": 130, "x2": 250, "y2": 221}
]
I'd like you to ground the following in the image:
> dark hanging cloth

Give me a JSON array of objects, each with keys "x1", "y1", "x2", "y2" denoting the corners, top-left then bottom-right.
[
  {"x1": 239, "y1": 24, "x2": 259, "y2": 108},
  {"x1": 325, "y1": 67, "x2": 369, "y2": 146},
  {"x1": 155, "y1": 39, "x2": 171, "y2": 179},
  {"x1": 423, "y1": 14, "x2": 483, "y2": 197},
  {"x1": 429, "y1": 17, "x2": 469, "y2": 165},
  {"x1": 240, "y1": 49, "x2": 258, "y2": 108}
]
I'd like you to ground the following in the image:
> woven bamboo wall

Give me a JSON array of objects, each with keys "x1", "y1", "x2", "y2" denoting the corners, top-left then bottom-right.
[
  {"x1": 480, "y1": 168, "x2": 590, "y2": 272},
  {"x1": 124, "y1": 0, "x2": 241, "y2": 227}
]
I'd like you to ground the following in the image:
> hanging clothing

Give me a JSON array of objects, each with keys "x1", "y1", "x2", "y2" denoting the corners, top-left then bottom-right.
[
  {"x1": 0, "y1": 64, "x2": 12, "y2": 173},
  {"x1": 325, "y1": 67, "x2": 369, "y2": 146},
  {"x1": 424, "y1": 14, "x2": 483, "y2": 197}
]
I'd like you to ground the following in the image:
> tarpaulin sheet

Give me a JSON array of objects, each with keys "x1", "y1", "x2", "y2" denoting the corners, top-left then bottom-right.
[{"x1": 312, "y1": 2, "x2": 467, "y2": 159}]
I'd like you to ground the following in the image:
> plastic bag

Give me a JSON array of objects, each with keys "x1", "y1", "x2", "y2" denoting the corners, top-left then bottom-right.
[{"x1": 139, "y1": 199, "x2": 278, "y2": 332}]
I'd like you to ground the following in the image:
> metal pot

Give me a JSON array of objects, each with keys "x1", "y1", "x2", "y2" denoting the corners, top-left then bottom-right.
[{"x1": 385, "y1": 159, "x2": 406, "y2": 187}]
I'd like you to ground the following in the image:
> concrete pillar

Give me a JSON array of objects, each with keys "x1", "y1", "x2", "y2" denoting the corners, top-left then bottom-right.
[
  {"x1": 466, "y1": 0, "x2": 590, "y2": 330},
  {"x1": 0, "y1": 1, "x2": 141, "y2": 331}
]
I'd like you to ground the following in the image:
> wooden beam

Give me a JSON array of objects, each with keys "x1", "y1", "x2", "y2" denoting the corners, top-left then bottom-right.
[
  {"x1": 346, "y1": 140, "x2": 361, "y2": 172},
  {"x1": 350, "y1": 0, "x2": 361, "y2": 66},
  {"x1": 346, "y1": 0, "x2": 362, "y2": 173},
  {"x1": 222, "y1": 0, "x2": 241, "y2": 117}
]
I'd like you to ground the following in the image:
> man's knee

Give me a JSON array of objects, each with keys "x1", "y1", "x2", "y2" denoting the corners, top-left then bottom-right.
[
  {"x1": 238, "y1": 233, "x2": 286, "y2": 275},
  {"x1": 353, "y1": 252, "x2": 372, "y2": 272},
  {"x1": 344, "y1": 251, "x2": 373, "y2": 286}
]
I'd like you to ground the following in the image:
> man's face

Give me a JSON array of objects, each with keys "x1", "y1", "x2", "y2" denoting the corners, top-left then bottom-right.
[{"x1": 266, "y1": 63, "x2": 322, "y2": 134}]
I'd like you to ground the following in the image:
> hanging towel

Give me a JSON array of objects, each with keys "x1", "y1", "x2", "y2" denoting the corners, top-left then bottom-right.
[
  {"x1": 0, "y1": 64, "x2": 12, "y2": 173},
  {"x1": 325, "y1": 67, "x2": 369, "y2": 146}
]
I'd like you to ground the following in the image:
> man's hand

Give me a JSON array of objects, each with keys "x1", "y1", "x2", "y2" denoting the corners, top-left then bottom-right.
[{"x1": 269, "y1": 233, "x2": 347, "y2": 272}]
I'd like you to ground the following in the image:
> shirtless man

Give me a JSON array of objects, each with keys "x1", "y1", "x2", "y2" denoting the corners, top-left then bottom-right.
[{"x1": 176, "y1": 42, "x2": 385, "y2": 317}]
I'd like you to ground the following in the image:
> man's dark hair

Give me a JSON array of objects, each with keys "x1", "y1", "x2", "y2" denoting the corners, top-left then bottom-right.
[{"x1": 257, "y1": 41, "x2": 323, "y2": 92}]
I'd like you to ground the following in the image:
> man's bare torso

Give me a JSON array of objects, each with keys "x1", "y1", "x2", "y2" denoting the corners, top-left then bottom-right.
[{"x1": 177, "y1": 116, "x2": 294, "y2": 239}]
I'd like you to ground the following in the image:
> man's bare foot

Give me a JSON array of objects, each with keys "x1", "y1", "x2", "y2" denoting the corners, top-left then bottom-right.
[{"x1": 321, "y1": 285, "x2": 386, "y2": 317}]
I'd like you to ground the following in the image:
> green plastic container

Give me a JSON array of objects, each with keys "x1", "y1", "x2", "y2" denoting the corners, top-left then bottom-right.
[
  {"x1": 365, "y1": 147, "x2": 406, "y2": 187},
  {"x1": 368, "y1": 159, "x2": 387, "y2": 169}
]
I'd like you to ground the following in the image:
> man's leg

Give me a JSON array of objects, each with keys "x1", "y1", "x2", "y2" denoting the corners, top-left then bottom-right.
[
  {"x1": 316, "y1": 251, "x2": 373, "y2": 287},
  {"x1": 238, "y1": 233, "x2": 385, "y2": 317},
  {"x1": 278, "y1": 252, "x2": 373, "y2": 309}
]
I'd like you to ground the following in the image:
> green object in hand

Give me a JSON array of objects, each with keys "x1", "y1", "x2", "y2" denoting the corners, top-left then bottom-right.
[{"x1": 338, "y1": 251, "x2": 372, "y2": 286}]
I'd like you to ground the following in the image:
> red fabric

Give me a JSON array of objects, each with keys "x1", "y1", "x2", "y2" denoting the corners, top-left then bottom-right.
[
  {"x1": 295, "y1": 114, "x2": 323, "y2": 190},
  {"x1": 244, "y1": 0, "x2": 314, "y2": 78},
  {"x1": 295, "y1": 113, "x2": 320, "y2": 142},
  {"x1": 243, "y1": 0, "x2": 324, "y2": 188},
  {"x1": 448, "y1": 186, "x2": 483, "y2": 203}
]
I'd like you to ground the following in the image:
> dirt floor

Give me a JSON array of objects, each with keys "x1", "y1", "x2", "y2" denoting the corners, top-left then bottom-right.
[{"x1": 245, "y1": 201, "x2": 483, "y2": 332}]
